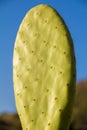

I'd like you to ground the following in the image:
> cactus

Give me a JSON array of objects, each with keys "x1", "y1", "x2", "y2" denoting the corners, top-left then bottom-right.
[{"x1": 13, "y1": 4, "x2": 76, "y2": 130}]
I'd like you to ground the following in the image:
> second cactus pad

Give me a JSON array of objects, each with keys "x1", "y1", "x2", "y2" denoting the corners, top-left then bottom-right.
[{"x1": 13, "y1": 4, "x2": 76, "y2": 130}]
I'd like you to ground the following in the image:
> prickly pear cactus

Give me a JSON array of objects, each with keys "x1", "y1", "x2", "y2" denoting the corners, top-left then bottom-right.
[{"x1": 13, "y1": 4, "x2": 76, "y2": 130}]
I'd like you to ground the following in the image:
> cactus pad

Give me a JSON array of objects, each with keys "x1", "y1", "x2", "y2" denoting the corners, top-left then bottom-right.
[{"x1": 13, "y1": 4, "x2": 76, "y2": 130}]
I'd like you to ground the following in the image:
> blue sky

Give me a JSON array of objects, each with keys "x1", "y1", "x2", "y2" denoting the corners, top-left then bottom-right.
[{"x1": 0, "y1": 0, "x2": 87, "y2": 113}]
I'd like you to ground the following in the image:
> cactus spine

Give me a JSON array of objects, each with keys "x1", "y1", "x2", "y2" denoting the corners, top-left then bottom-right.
[{"x1": 13, "y1": 4, "x2": 76, "y2": 130}]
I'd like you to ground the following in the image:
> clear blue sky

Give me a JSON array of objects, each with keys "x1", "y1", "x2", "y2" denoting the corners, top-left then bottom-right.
[{"x1": 0, "y1": 0, "x2": 87, "y2": 113}]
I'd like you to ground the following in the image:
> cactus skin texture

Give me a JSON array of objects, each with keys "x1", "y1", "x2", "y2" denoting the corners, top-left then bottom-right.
[{"x1": 13, "y1": 4, "x2": 76, "y2": 130}]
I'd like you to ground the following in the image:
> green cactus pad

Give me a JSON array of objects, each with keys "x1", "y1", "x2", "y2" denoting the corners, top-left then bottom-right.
[{"x1": 13, "y1": 4, "x2": 76, "y2": 130}]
